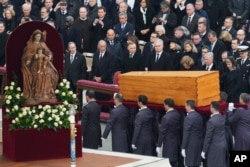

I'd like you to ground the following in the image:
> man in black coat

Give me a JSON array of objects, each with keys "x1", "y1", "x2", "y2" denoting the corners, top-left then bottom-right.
[
  {"x1": 0, "y1": 21, "x2": 8, "y2": 66},
  {"x1": 91, "y1": 40, "x2": 114, "y2": 84},
  {"x1": 153, "y1": 1, "x2": 177, "y2": 39},
  {"x1": 64, "y1": 42, "x2": 87, "y2": 92},
  {"x1": 201, "y1": 101, "x2": 228, "y2": 167},
  {"x1": 82, "y1": 90, "x2": 102, "y2": 149},
  {"x1": 227, "y1": 93, "x2": 250, "y2": 151},
  {"x1": 207, "y1": 30, "x2": 226, "y2": 64},
  {"x1": 146, "y1": 38, "x2": 173, "y2": 71},
  {"x1": 156, "y1": 98, "x2": 181, "y2": 167},
  {"x1": 181, "y1": 3, "x2": 200, "y2": 34},
  {"x1": 122, "y1": 43, "x2": 143, "y2": 73},
  {"x1": 203, "y1": 0, "x2": 226, "y2": 34},
  {"x1": 102, "y1": 93, "x2": 129, "y2": 152},
  {"x1": 132, "y1": 95, "x2": 159, "y2": 156},
  {"x1": 90, "y1": 6, "x2": 113, "y2": 52},
  {"x1": 181, "y1": 100, "x2": 203, "y2": 167}
]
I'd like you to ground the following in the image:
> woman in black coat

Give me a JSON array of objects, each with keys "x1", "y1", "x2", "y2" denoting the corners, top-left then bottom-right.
[
  {"x1": 182, "y1": 40, "x2": 199, "y2": 67},
  {"x1": 133, "y1": 0, "x2": 155, "y2": 41},
  {"x1": 223, "y1": 56, "x2": 242, "y2": 103}
]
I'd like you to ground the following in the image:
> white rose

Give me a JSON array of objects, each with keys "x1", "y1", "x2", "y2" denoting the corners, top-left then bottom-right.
[
  {"x1": 4, "y1": 86, "x2": 9, "y2": 90},
  {"x1": 63, "y1": 79, "x2": 67, "y2": 83},
  {"x1": 17, "y1": 87, "x2": 21, "y2": 91},
  {"x1": 34, "y1": 124, "x2": 38, "y2": 128},
  {"x1": 14, "y1": 105, "x2": 18, "y2": 110},
  {"x1": 62, "y1": 92, "x2": 66, "y2": 96},
  {"x1": 10, "y1": 82, "x2": 15, "y2": 86},
  {"x1": 59, "y1": 121, "x2": 62, "y2": 125},
  {"x1": 6, "y1": 108, "x2": 10, "y2": 113},
  {"x1": 47, "y1": 109, "x2": 51, "y2": 113},
  {"x1": 32, "y1": 109, "x2": 36, "y2": 113},
  {"x1": 48, "y1": 117, "x2": 52, "y2": 121},
  {"x1": 39, "y1": 114, "x2": 44, "y2": 118},
  {"x1": 54, "y1": 122, "x2": 58, "y2": 127},
  {"x1": 6, "y1": 99, "x2": 10, "y2": 104},
  {"x1": 62, "y1": 108, "x2": 67, "y2": 111},
  {"x1": 28, "y1": 111, "x2": 32, "y2": 115},
  {"x1": 60, "y1": 82, "x2": 64, "y2": 86},
  {"x1": 66, "y1": 84, "x2": 70, "y2": 89},
  {"x1": 72, "y1": 94, "x2": 77, "y2": 98},
  {"x1": 38, "y1": 105, "x2": 43, "y2": 109},
  {"x1": 39, "y1": 119, "x2": 44, "y2": 123},
  {"x1": 15, "y1": 117, "x2": 19, "y2": 121},
  {"x1": 18, "y1": 113, "x2": 23, "y2": 118},
  {"x1": 9, "y1": 86, "x2": 13, "y2": 90},
  {"x1": 63, "y1": 101, "x2": 68, "y2": 105},
  {"x1": 12, "y1": 120, "x2": 16, "y2": 124},
  {"x1": 23, "y1": 110, "x2": 27, "y2": 116},
  {"x1": 8, "y1": 95, "x2": 12, "y2": 100},
  {"x1": 55, "y1": 116, "x2": 60, "y2": 122},
  {"x1": 55, "y1": 89, "x2": 59, "y2": 94},
  {"x1": 69, "y1": 91, "x2": 73, "y2": 95},
  {"x1": 35, "y1": 115, "x2": 39, "y2": 119},
  {"x1": 16, "y1": 94, "x2": 20, "y2": 99},
  {"x1": 60, "y1": 112, "x2": 64, "y2": 116},
  {"x1": 52, "y1": 109, "x2": 57, "y2": 113}
]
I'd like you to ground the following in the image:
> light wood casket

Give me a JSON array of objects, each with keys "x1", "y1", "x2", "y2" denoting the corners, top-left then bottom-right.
[{"x1": 118, "y1": 71, "x2": 220, "y2": 106}]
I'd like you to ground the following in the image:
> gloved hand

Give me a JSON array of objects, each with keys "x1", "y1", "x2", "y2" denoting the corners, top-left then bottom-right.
[
  {"x1": 181, "y1": 149, "x2": 186, "y2": 157},
  {"x1": 228, "y1": 102, "x2": 235, "y2": 112},
  {"x1": 201, "y1": 151, "x2": 206, "y2": 159},
  {"x1": 101, "y1": 137, "x2": 106, "y2": 141},
  {"x1": 156, "y1": 147, "x2": 161, "y2": 154},
  {"x1": 131, "y1": 144, "x2": 137, "y2": 150}
]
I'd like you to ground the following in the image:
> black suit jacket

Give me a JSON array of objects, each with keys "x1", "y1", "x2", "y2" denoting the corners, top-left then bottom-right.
[
  {"x1": 64, "y1": 51, "x2": 87, "y2": 90},
  {"x1": 0, "y1": 31, "x2": 8, "y2": 66},
  {"x1": 102, "y1": 104, "x2": 129, "y2": 152},
  {"x1": 211, "y1": 39, "x2": 226, "y2": 63},
  {"x1": 122, "y1": 51, "x2": 143, "y2": 73},
  {"x1": 182, "y1": 111, "x2": 203, "y2": 166},
  {"x1": 181, "y1": 14, "x2": 200, "y2": 34},
  {"x1": 114, "y1": 22, "x2": 134, "y2": 45},
  {"x1": 82, "y1": 100, "x2": 102, "y2": 149},
  {"x1": 157, "y1": 109, "x2": 181, "y2": 161},
  {"x1": 147, "y1": 51, "x2": 174, "y2": 71},
  {"x1": 91, "y1": 51, "x2": 114, "y2": 83},
  {"x1": 155, "y1": 10, "x2": 177, "y2": 38},
  {"x1": 228, "y1": 0, "x2": 249, "y2": 20}
]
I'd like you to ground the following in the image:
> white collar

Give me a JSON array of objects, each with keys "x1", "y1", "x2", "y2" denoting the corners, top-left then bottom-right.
[
  {"x1": 210, "y1": 112, "x2": 219, "y2": 117},
  {"x1": 139, "y1": 106, "x2": 147, "y2": 111}
]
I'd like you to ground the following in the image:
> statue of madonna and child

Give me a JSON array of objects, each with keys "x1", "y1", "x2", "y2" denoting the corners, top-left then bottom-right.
[{"x1": 21, "y1": 29, "x2": 59, "y2": 104}]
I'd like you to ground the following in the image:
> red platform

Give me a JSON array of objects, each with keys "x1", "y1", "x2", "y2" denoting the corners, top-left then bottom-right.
[{"x1": 2, "y1": 107, "x2": 82, "y2": 161}]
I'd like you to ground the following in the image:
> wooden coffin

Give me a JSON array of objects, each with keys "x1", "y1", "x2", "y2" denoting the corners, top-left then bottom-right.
[{"x1": 118, "y1": 71, "x2": 220, "y2": 106}]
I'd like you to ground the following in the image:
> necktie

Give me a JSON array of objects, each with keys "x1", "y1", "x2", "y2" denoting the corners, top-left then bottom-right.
[
  {"x1": 70, "y1": 54, "x2": 74, "y2": 63},
  {"x1": 155, "y1": 54, "x2": 160, "y2": 62},
  {"x1": 241, "y1": 59, "x2": 244, "y2": 65},
  {"x1": 206, "y1": 66, "x2": 209, "y2": 71},
  {"x1": 99, "y1": 53, "x2": 103, "y2": 60},
  {"x1": 187, "y1": 17, "x2": 191, "y2": 26},
  {"x1": 129, "y1": 53, "x2": 133, "y2": 58},
  {"x1": 110, "y1": 41, "x2": 114, "y2": 45},
  {"x1": 121, "y1": 24, "x2": 125, "y2": 31},
  {"x1": 210, "y1": 43, "x2": 214, "y2": 51}
]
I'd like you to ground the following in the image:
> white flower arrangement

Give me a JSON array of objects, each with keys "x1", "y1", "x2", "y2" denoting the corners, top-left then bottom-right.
[{"x1": 3, "y1": 79, "x2": 78, "y2": 131}]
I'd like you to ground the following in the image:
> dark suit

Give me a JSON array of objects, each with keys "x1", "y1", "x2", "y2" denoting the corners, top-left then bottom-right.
[
  {"x1": 132, "y1": 108, "x2": 158, "y2": 156},
  {"x1": 90, "y1": 16, "x2": 113, "y2": 52},
  {"x1": 227, "y1": 107, "x2": 250, "y2": 150},
  {"x1": 91, "y1": 51, "x2": 114, "y2": 83},
  {"x1": 82, "y1": 101, "x2": 102, "y2": 149},
  {"x1": 102, "y1": 104, "x2": 129, "y2": 152},
  {"x1": 61, "y1": 25, "x2": 82, "y2": 52},
  {"x1": 122, "y1": 51, "x2": 143, "y2": 73},
  {"x1": 210, "y1": 39, "x2": 226, "y2": 63},
  {"x1": 147, "y1": 51, "x2": 173, "y2": 71},
  {"x1": 157, "y1": 109, "x2": 181, "y2": 164},
  {"x1": 228, "y1": 0, "x2": 249, "y2": 22},
  {"x1": 204, "y1": 0, "x2": 227, "y2": 34},
  {"x1": 0, "y1": 31, "x2": 8, "y2": 66},
  {"x1": 114, "y1": 22, "x2": 135, "y2": 47},
  {"x1": 221, "y1": 28, "x2": 237, "y2": 38},
  {"x1": 64, "y1": 51, "x2": 87, "y2": 92},
  {"x1": 236, "y1": 57, "x2": 250, "y2": 93},
  {"x1": 181, "y1": 14, "x2": 200, "y2": 34},
  {"x1": 202, "y1": 113, "x2": 227, "y2": 167},
  {"x1": 142, "y1": 42, "x2": 154, "y2": 68},
  {"x1": 55, "y1": 10, "x2": 72, "y2": 33},
  {"x1": 182, "y1": 111, "x2": 203, "y2": 167},
  {"x1": 155, "y1": 10, "x2": 177, "y2": 38}
]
